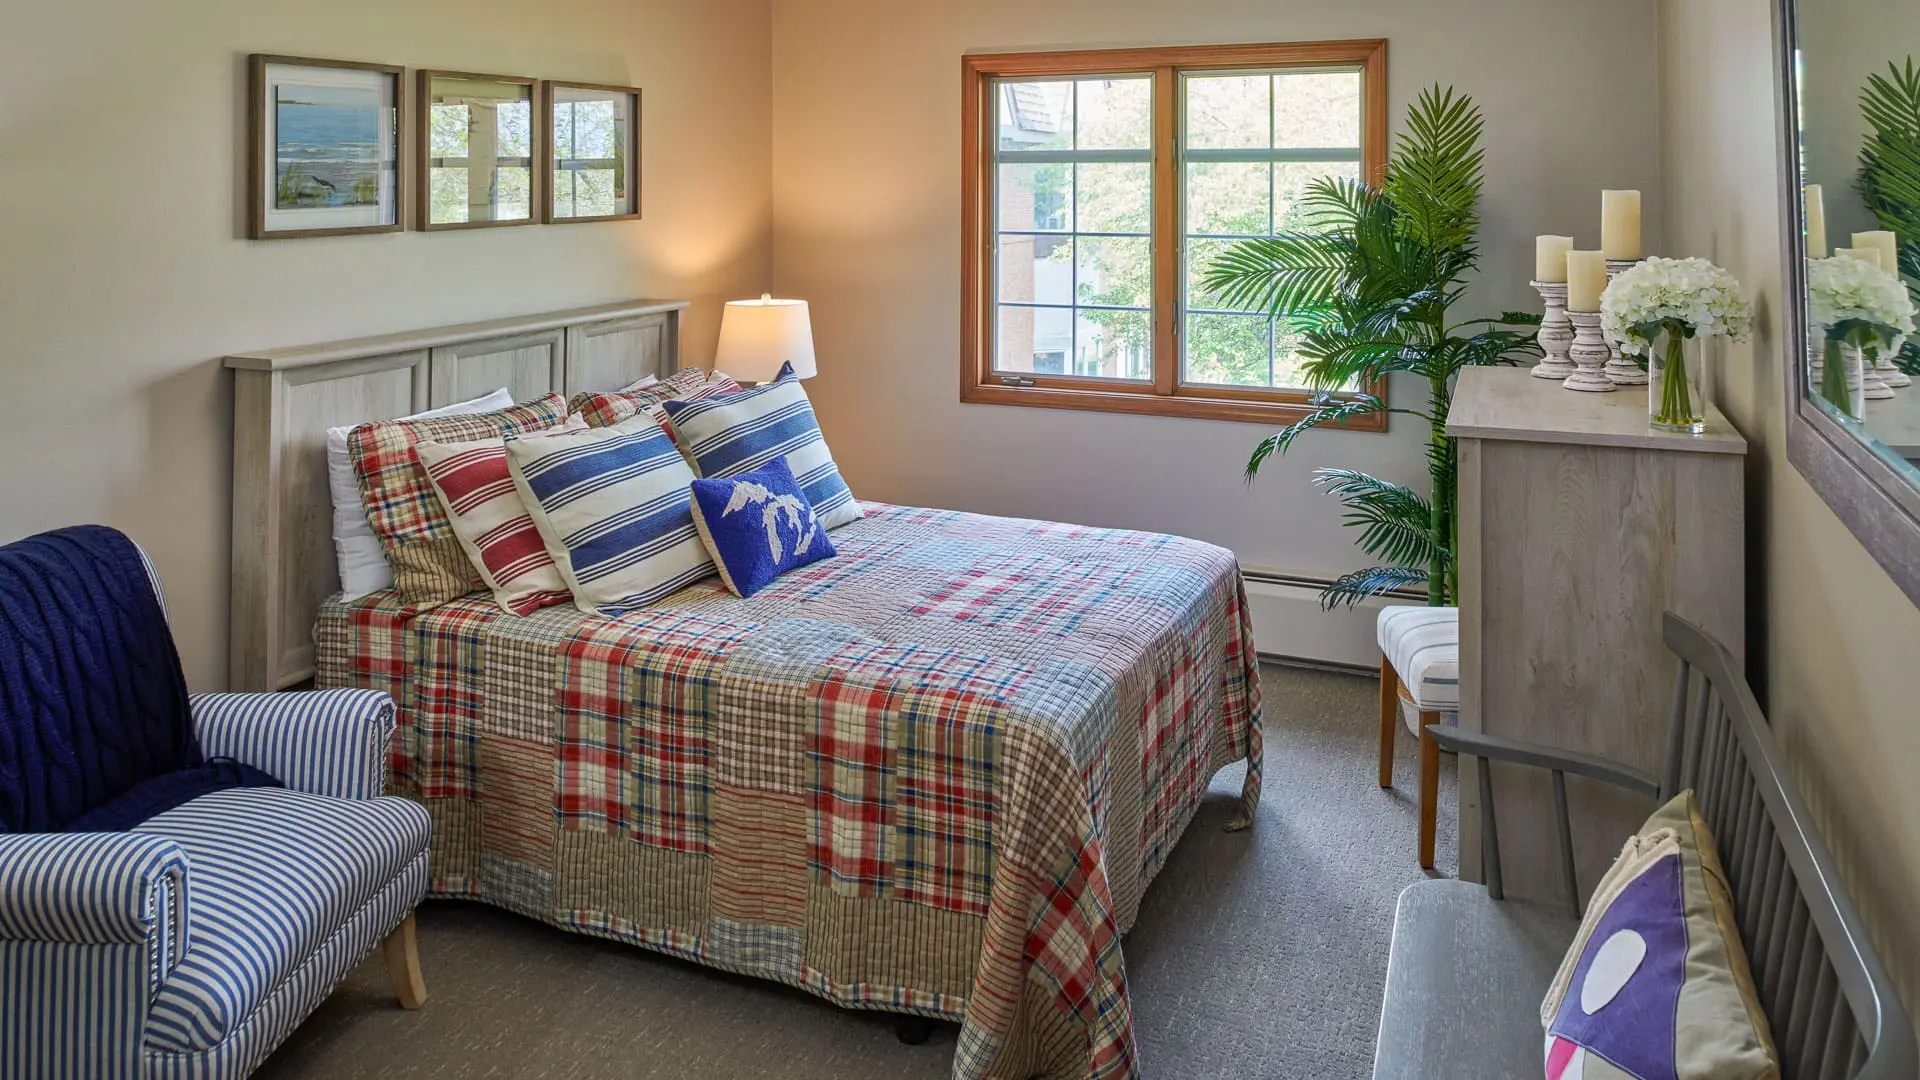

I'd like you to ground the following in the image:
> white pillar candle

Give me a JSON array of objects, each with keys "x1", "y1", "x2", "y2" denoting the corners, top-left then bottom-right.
[
  {"x1": 1567, "y1": 250, "x2": 1609, "y2": 312},
  {"x1": 1805, "y1": 184, "x2": 1828, "y2": 258},
  {"x1": 1854, "y1": 230, "x2": 1900, "y2": 275},
  {"x1": 1601, "y1": 190, "x2": 1643, "y2": 261},
  {"x1": 1836, "y1": 246, "x2": 1885, "y2": 270},
  {"x1": 1535, "y1": 235, "x2": 1574, "y2": 283}
]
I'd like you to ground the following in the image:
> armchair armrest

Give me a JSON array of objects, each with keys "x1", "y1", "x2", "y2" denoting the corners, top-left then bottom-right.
[
  {"x1": 1428, "y1": 724, "x2": 1661, "y2": 918},
  {"x1": 0, "y1": 832, "x2": 190, "y2": 972},
  {"x1": 191, "y1": 688, "x2": 395, "y2": 800}
]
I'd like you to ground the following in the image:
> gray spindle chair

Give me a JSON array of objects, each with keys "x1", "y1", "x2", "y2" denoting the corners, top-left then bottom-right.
[{"x1": 1372, "y1": 612, "x2": 1916, "y2": 1080}]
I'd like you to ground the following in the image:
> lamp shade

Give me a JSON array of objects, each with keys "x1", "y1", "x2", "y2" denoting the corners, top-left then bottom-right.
[{"x1": 715, "y1": 295, "x2": 816, "y2": 382}]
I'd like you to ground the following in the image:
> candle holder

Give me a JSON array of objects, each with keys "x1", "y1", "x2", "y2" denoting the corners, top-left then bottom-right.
[
  {"x1": 1564, "y1": 311, "x2": 1616, "y2": 392},
  {"x1": 1603, "y1": 258, "x2": 1648, "y2": 386},
  {"x1": 1864, "y1": 354, "x2": 1896, "y2": 400},
  {"x1": 1873, "y1": 350, "x2": 1911, "y2": 389},
  {"x1": 1530, "y1": 281, "x2": 1577, "y2": 380}
]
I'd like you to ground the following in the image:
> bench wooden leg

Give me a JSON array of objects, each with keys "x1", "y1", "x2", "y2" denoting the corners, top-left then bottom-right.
[
  {"x1": 1377, "y1": 652, "x2": 1399, "y2": 789},
  {"x1": 1417, "y1": 710, "x2": 1441, "y2": 870},
  {"x1": 383, "y1": 911, "x2": 428, "y2": 1010}
]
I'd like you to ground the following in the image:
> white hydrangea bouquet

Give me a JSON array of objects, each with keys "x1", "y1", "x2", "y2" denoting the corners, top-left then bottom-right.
[
  {"x1": 1600, "y1": 257, "x2": 1753, "y2": 432},
  {"x1": 1806, "y1": 255, "x2": 1915, "y2": 419}
]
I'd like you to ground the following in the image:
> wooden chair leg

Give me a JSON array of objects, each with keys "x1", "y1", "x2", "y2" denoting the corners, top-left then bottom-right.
[
  {"x1": 383, "y1": 911, "x2": 428, "y2": 1010},
  {"x1": 1418, "y1": 711, "x2": 1441, "y2": 870},
  {"x1": 1377, "y1": 653, "x2": 1400, "y2": 789}
]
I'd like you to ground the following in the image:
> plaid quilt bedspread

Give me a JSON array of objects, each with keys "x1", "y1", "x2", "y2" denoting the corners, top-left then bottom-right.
[{"x1": 314, "y1": 503, "x2": 1261, "y2": 1080}]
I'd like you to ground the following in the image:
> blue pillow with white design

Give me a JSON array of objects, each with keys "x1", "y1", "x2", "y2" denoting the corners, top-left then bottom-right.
[
  {"x1": 504, "y1": 413, "x2": 716, "y2": 615},
  {"x1": 688, "y1": 456, "x2": 837, "y2": 598},
  {"x1": 660, "y1": 362, "x2": 862, "y2": 530}
]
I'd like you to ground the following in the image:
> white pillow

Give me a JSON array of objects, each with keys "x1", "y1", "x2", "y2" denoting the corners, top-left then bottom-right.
[
  {"x1": 327, "y1": 388, "x2": 515, "y2": 599},
  {"x1": 618, "y1": 373, "x2": 660, "y2": 391}
]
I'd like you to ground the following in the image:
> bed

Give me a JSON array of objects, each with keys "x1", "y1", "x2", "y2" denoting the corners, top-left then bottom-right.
[{"x1": 226, "y1": 303, "x2": 1263, "y2": 1080}]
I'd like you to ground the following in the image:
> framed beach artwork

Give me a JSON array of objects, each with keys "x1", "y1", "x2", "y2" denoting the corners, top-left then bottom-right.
[
  {"x1": 542, "y1": 82, "x2": 641, "y2": 223},
  {"x1": 418, "y1": 71, "x2": 539, "y2": 230},
  {"x1": 249, "y1": 56, "x2": 404, "y2": 239}
]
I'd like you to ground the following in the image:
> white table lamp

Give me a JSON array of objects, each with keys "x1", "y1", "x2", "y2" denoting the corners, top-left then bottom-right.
[{"x1": 716, "y1": 294, "x2": 816, "y2": 384}]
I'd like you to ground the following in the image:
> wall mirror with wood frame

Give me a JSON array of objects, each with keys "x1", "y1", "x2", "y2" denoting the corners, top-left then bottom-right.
[
  {"x1": 543, "y1": 82, "x2": 641, "y2": 223},
  {"x1": 1778, "y1": 0, "x2": 1920, "y2": 605},
  {"x1": 418, "y1": 70, "x2": 538, "y2": 229}
]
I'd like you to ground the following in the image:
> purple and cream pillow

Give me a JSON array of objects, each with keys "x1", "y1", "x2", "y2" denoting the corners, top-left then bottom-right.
[{"x1": 1541, "y1": 791, "x2": 1777, "y2": 1080}]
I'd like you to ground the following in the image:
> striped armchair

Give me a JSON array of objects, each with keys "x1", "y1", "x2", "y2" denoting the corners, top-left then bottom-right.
[{"x1": 0, "y1": 546, "x2": 431, "y2": 1080}]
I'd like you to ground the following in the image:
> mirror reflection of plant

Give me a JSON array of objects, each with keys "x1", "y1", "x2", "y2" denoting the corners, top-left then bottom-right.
[
  {"x1": 1855, "y1": 58, "x2": 1920, "y2": 373},
  {"x1": 1200, "y1": 86, "x2": 1541, "y2": 608}
]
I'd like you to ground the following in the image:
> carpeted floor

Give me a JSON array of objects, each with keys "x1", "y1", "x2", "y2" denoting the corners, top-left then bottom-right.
[{"x1": 256, "y1": 663, "x2": 1457, "y2": 1080}]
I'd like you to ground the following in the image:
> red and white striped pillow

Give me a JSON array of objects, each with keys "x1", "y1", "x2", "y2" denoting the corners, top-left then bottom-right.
[{"x1": 415, "y1": 416, "x2": 589, "y2": 615}]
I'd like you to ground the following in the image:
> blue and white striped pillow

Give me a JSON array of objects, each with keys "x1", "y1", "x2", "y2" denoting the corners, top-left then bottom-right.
[
  {"x1": 504, "y1": 414, "x2": 715, "y2": 615},
  {"x1": 660, "y1": 363, "x2": 862, "y2": 530}
]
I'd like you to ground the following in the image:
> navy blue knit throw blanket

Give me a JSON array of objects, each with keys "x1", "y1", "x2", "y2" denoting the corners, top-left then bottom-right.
[{"x1": 0, "y1": 526, "x2": 277, "y2": 834}]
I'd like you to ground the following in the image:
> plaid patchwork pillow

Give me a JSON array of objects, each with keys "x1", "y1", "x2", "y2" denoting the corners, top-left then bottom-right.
[
  {"x1": 348, "y1": 394, "x2": 568, "y2": 608},
  {"x1": 415, "y1": 416, "x2": 588, "y2": 616},
  {"x1": 569, "y1": 368, "x2": 742, "y2": 430}
]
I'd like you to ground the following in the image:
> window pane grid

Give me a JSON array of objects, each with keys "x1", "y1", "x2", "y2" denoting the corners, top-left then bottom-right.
[
  {"x1": 993, "y1": 75, "x2": 1153, "y2": 382},
  {"x1": 1178, "y1": 69, "x2": 1363, "y2": 391},
  {"x1": 971, "y1": 49, "x2": 1377, "y2": 416}
]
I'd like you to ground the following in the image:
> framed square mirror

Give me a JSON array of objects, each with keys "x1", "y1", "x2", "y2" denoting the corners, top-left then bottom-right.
[
  {"x1": 543, "y1": 82, "x2": 641, "y2": 223},
  {"x1": 417, "y1": 70, "x2": 538, "y2": 230},
  {"x1": 1776, "y1": 0, "x2": 1920, "y2": 606},
  {"x1": 249, "y1": 55, "x2": 404, "y2": 239}
]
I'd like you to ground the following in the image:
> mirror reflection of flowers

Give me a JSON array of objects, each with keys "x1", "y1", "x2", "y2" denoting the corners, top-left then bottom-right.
[
  {"x1": 1807, "y1": 254, "x2": 1917, "y2": 419},
  {"x1": 1601, "y1": 257, "x2": 1753, "y2": 431}
]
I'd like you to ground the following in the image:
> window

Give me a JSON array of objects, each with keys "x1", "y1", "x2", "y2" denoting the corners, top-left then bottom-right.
[{"x1": 962, "y1": 41, "x2": 1388, "y2": 427}]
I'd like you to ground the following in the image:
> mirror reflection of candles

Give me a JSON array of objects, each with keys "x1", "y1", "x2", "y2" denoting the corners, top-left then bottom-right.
[{"x1": 1796, "y1": 22, "x2": 1920, "y2": 474}]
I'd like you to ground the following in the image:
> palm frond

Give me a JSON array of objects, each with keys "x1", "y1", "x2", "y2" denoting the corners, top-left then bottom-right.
[
  {"x1": 1245, "y1": 396, "x2": 1389, "y2": 478},
  {"x1": 1311, "y1": 468, "x2": 1440, "y2": 570},
  {"x1": 1319, "y1": 566, "x2": 1430, "y2": 611},
  {"x1": 1383, "y1": 86, "x2": 1486, "y2": 256},
  {"x1": 1202, "y1": 234, "x2": 1349, "y2": 316}
]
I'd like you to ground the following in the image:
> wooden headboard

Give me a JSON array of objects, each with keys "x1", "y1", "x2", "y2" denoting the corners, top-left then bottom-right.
[{"x1": 225, "y1": 298, "x2": 689, "y2": 690}]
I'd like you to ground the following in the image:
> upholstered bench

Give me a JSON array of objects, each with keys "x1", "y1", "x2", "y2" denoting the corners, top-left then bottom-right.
[
  {"x1": 1375, "y1": 605, "x2": 1458, "y2": 869},
  {"x1": 1370, "y1": 614, "x2": 1916, "y2": 1080}
]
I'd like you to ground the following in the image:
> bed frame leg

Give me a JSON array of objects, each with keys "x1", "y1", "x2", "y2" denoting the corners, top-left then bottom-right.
[{"x1": 895, "y1": 1015, "x2": 935, "y2": 1045}]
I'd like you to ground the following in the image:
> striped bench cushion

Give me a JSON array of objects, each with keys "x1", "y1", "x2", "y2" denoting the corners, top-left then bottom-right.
[
  {"x1": 1378, "y1": 605, "x2": 1460, "y2": 711},
  {"x1": 135, "y1": 788, "x2": 431, "y2": 1054},
  {"x1": 660, "y1": 363, "x2": 861, "y2": 530}
]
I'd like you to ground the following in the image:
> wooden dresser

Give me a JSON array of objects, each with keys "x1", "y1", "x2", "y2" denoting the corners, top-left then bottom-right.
[{"x1": 1448, "y1": 367, "x2": 1747, "y2": 902}]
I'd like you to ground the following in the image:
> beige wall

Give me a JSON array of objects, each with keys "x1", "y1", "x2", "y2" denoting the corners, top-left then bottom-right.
[
  {"x1": 0, "y1": 0, "x2": 773, "y2": 689},
  {"x1": 1659, "y1": 0, "x2": 1920, "y2": 1016},
  {"x1": 769, "y1": 0, "x2": 1661, "y2": 582}
]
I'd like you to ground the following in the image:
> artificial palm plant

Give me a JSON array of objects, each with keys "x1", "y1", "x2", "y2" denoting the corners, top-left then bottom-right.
[
  {"x1": 1855, "y1": 57, "x2": 1920, "y2": 374},
  {"x1": 1201, "y1": 85, "x2": 1538, "y2": 608}
]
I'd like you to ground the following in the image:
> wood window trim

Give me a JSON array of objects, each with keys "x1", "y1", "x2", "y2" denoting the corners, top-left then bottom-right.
[{"x1": 960, "y1": 40, "x2": 1390, "y2": 431}]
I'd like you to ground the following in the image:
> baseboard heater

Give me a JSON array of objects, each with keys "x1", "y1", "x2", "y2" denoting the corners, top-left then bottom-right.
[{"x1": 1237, "y1": 567, "x2": 1425, "y2": 673}]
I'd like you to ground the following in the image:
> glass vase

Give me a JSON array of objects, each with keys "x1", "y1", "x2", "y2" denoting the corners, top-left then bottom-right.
[
  {"x1": 1648, "y1": 329, "x2": 1705, "y2": 434},
  {"x1": 1817, "y1": 338, "x2": 1865, "y2": 422}
]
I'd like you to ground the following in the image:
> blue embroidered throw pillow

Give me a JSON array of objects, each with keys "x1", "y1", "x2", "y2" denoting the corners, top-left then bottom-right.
[
  {"x1": 661, "y1": 362, "x2": 862, "y2": 530},
  {"x1": 687, "y1": 456, "x2": 836, "y2": 597}
]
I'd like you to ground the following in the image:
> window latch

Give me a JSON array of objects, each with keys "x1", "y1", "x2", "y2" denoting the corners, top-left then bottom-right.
[{"x1": 1000, "y1": 375, "x2": 1036, "y2": 387}]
